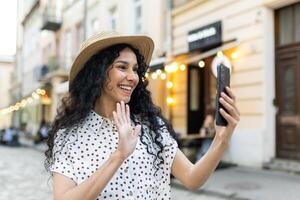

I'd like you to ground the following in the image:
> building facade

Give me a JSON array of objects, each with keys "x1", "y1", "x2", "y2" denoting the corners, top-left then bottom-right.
[
  {"x1": 12, "y1": 0, "x2": 300, "y2": 168},
  {"x1": 0, "y1": 56, "x2": 14, "y2": 129},
  {"x1": 148, "y1": 0, "x2": 300, "y2": 167}
]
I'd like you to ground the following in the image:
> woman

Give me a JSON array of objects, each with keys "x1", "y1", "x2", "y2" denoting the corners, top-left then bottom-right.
[{"x1": 45, "y1": 31, "x2": 240, "y2": 200}]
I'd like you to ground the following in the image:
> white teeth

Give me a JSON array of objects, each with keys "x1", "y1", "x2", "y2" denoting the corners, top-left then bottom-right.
[{"x1": 119, "y1": 85, "x2": 132, "y2": 91}]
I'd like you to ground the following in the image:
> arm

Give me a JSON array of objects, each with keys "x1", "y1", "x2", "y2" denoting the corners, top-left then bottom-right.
[
  {"x1": 53, "y1": 150, "x2": 125, "y2": 200},
  {"x1": 171, "y1": 87, "x2": 240, "y2": 191},
  {"x1": 53, "y1": 101, "x2": 141, "y2": 200}
]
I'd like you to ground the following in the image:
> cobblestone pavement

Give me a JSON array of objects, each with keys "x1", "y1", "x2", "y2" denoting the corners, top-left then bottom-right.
[{"x1": 0, "y1": 145, "x2": 229, "y2": 200}]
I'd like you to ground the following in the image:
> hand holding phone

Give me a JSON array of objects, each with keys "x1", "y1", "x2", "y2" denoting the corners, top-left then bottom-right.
[{"x1": 215, "y1": 63, "x2": 231, "y2": 126}]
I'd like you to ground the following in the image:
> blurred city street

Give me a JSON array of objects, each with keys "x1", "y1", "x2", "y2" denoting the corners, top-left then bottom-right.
[
  {"x1": 2, "y1": 144, "x2": 300, "y2": 200},
  {"x1": 0, "y1": 145, "x2": 226, "y2": 200},
  {"x1": 1, "y1": 0, "x2": 300, "y2": 200}
]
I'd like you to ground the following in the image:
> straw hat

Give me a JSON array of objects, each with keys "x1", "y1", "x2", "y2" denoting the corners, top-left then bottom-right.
[{"x1": 69, "y1": 31, "x2": 154, "y2": 85}]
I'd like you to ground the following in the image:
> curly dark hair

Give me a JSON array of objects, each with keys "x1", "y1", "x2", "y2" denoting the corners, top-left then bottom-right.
[{"x1": 44, "y1": 43, "x2": 176, "y2": 174}]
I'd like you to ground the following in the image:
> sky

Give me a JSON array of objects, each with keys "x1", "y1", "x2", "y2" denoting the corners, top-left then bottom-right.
[{"x1": 0, "y1": 0, "x2": 17, "y2": 56}]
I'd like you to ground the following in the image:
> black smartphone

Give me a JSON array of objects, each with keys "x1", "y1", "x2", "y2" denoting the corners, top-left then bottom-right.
[{"x1": 215, "y1": 63, "x2": 231, "y2": 126}]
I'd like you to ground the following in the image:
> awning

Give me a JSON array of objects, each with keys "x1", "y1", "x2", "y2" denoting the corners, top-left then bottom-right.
[{"x1": 172, "y1": 38, "x2": 239, "y2": 64}]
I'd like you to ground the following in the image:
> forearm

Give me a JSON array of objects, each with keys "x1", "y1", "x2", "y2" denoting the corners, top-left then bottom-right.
[
  {"x1": 188, "y1": 136, "x2": 228, "y2": 190},
  {"x1": 58, "y1": 151, "x2": 125, "y2": 200}
]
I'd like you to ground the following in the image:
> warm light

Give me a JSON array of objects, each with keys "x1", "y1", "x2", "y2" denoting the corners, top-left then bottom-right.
[
  {"x1": 40, "y1": 89, "x2": 46, "y2": 95},
  {"x1": 151, "y1": 73, "x2": 158, "y2": 80},
  {"x1": 32, "y1": 92, "x2": 40, "y2": 99},
  {"x1": 198, "y1": 60, "x2": 205, "y2": 68},
  {"x1": 145, "y1": 73, "x2": 149, "y2": 78},
  {"x1": 231, "y1": 52, "x2": 238, "y2": 59},
  {"x1": 164, "y1": 65, "x2": 171, "y2": 73},
  {"x1": 36, "y1": 89, "x2": 42, "y2": 94},
  {"x1": 166, "y1": 81, "x2": 174, "y2": 88},
  {"x1": 156, "y1": 69, "x2": 162, "y2": 75},
  {"x1": 217, "y1": 51, "x2": 223, "y2": 57},
  {"x1": 171, "y1": 62, "x2": 178, "y2": 72},
  {"x1": 179, "y1": 64, "x2": 186, "y2": 71},
  {"x1": 13, "y1": 105, "x2": 19, "y2": 111},
  {"x1": 165, "y1": 62, "x2": 179, "y2": 73},
  {"x1": 160, "y1": 73, "x2": 167, "y2": 80},
  {"x1": 27, "y1": 97, "x2": 33, "y2": 103},
  {"x1": 167, "y1": 97, "x2": 175, "y2": 105}
]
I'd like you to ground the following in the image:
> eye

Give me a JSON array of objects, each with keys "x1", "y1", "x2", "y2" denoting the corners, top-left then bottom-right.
[
  {"x1": 133, "y1": 66, "x2": 138, "y2": 73},
  {"x1": 117, "y1": 65, "x2": 127, "y2": 70}
]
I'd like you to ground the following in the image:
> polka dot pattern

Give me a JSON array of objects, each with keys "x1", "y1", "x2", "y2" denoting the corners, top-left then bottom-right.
[{"x1": 50, "y1": 110, "x2": 178, "y2": 199}]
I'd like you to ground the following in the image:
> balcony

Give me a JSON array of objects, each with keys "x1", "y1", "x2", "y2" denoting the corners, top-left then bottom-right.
[{"x1": 41, "y1": 7, "x2": 62, "y2": 31}]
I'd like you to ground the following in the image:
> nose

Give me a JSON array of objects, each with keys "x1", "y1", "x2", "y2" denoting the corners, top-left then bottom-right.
[{"x1": 126, "y1": 70, "x2": 138, "y2": 81}]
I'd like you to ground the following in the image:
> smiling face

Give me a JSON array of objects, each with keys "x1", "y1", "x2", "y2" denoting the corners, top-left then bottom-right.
[{"x1": 101, "y1": 47, "x2": 139, "y2": 104}]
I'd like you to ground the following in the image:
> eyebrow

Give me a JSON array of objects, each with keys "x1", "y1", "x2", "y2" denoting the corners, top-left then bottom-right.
[{"x1": 114, "y1": 60, "x2": 138, "y2": 67}]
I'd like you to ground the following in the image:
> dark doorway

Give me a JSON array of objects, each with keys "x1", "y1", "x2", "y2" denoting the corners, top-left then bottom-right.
[{"x1": 275, "y1": 3, "x2": 300, "y2": 160}]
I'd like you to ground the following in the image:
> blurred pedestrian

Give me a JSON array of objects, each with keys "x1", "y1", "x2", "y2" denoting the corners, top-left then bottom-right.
[
  {"x1": 45, "y1": 31, "x2": 240, "y2": 200},
  {"x1": 196, "y1": 105, "x2": 216, "y2": 161},
  {"x1": 36, "y1": 120, "x2": 49, "y2": 143}
]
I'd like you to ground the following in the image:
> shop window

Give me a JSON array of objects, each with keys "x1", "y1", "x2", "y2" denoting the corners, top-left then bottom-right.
[
  {"x1": 276, "y1": 2, "x2": 300, "y2": 46},
  {"x1": 279, "y1": 6, "x2": 293, "y2": 45},
  {"x1": 295, "y1": 4, "x2": 300, "y2": 42}
]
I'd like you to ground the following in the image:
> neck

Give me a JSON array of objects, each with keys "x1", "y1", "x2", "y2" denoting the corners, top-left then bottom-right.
[{"x1": 93, "y1": 96, "x2": 116, "y2": 119}]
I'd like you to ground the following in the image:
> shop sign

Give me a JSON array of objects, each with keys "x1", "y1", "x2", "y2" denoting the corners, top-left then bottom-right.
[{"x1": 188, "y1": 21, "x2": 222, "y2": 51}]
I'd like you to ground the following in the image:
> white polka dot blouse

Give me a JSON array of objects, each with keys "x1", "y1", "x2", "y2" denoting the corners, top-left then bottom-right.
[{"x1": 50, "y1": 110, "x2": 178, "y2": 200}]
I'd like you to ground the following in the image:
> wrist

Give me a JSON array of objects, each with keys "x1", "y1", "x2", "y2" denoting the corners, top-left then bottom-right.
[
  {"x1": 213, "y1": 135, "x2": 230, "y2": 151},
  {"x1": 112, "y1": 150, "x2": 127, "y2": 162}
]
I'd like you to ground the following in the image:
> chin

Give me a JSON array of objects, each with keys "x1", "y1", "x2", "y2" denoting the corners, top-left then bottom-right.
[{"x1": 118, "y1": 96, "x2": 131, "y2": 103}]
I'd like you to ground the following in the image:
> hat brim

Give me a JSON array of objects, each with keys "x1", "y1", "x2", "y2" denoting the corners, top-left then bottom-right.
[{"x1": 69, "y1": 35, "x2": 154, "y2": 84}]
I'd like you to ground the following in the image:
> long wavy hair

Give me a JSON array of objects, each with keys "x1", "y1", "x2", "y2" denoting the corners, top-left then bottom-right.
[{"x1": 45, "y1": 43, "x2": 176, "y2": 174}]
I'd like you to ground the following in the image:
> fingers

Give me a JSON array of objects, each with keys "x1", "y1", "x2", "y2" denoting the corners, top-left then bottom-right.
[
  {"x1": 126, "y1": 104, "x2": 130, "y2": 122},
  {"x1": 120, "y1": 101, "x2": 127, "y2": 123},
  {"x1": 133, "y1": 125, "x2": 141, "y2": 136},
  {"x1": 225, "y1": 86, "x2": 236, "y2": 101},
  {"x1": 220, "y1": 87, "x2": 240, "y2": 120},
  {"x1": 113, "y1": 111, "x2": 120, "y2": 128},
  {"x1": 114, "y1": 101, "x2": 132, "y2": 128},
  {"x1": 220, "y1": 108, "x2": 238, "y2": 129},
  {"x1": 219, "y1": 97, "x2": 240, "y2": 121}
]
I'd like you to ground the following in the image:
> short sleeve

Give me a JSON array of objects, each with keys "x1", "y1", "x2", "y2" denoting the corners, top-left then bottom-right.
[
  {"x1": 50, "y1": 129, "x2": 77, "y2": 182},
  {"x1": 157, "y1": 118, "x2": 178, "y2": 170}
]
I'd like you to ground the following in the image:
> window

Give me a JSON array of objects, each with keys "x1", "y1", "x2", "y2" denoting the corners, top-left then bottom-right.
[
  {"x1": 91, "y1": 18, "x2": 100, "y2": 34},
  {"x1": 75, "y1": 22, "x2": 84, "y2": 50},
  {"x1": 110, "y1": 7, "x2": 117, "y2": 31},
  {"x1": 64, "y1": 30, "x2": 72, "y2": 70},
  {"x1": 276, "y1": 2, "x2": 300, "y2": 46},
  {"x1": 133, "y1": 0, "x2": 142, "y2": 34}
]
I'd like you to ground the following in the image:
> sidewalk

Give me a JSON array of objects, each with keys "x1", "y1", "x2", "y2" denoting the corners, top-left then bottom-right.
[
  {"x1": 171, "y1": 165, "x2": 300, "y2": 200},
  {"x1": 20, "y1": 136, "x2": 300, "y2": 200}
]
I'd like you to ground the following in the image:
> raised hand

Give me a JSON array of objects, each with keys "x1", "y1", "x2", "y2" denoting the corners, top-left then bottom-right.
[
  {"x1": 215, "y1": 87, "x2": 240, "y2": 143},
  {"x1": 113, "y1": 101, "x2": 141, "y2": 160}
]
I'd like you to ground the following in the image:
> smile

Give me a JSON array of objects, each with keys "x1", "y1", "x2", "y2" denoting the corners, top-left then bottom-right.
[{"x1": 118, "y1": 84, "x2": 133, "y2": 93}]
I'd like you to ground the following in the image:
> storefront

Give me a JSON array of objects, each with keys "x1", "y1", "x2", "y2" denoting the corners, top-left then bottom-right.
[{"x1": 148, "y1": 0, "x2": 300, "y2": 167}]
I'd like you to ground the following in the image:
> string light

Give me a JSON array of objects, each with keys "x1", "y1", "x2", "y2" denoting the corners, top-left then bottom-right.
[
  {"x1": 166, "y1": 81, "x2": 173, "y2": 88},
  {"x1": 151, "y1": 72, "x2": 158, "y2": 80},
  {"x1": 167, "y1": 97, "x2": 175, "y2": 105},
  {"x1": 217, "y1": 51, "x2": 223, "y2": 57},
  {"x1": 198, "y1": 60, "x2": 205, "y2": 68},
  {"x1": 160, "y1": 73, "x2": 167, "y2": 80},
  {"x1": 179, "y1": 64, "x2": 186, "y2": 71},
  {"x1": 0, "y1": 88, "x2": 48, "y2": 115},
  {"x1": 231, "y1": 52, "x2": 238, "y2": 59}
]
